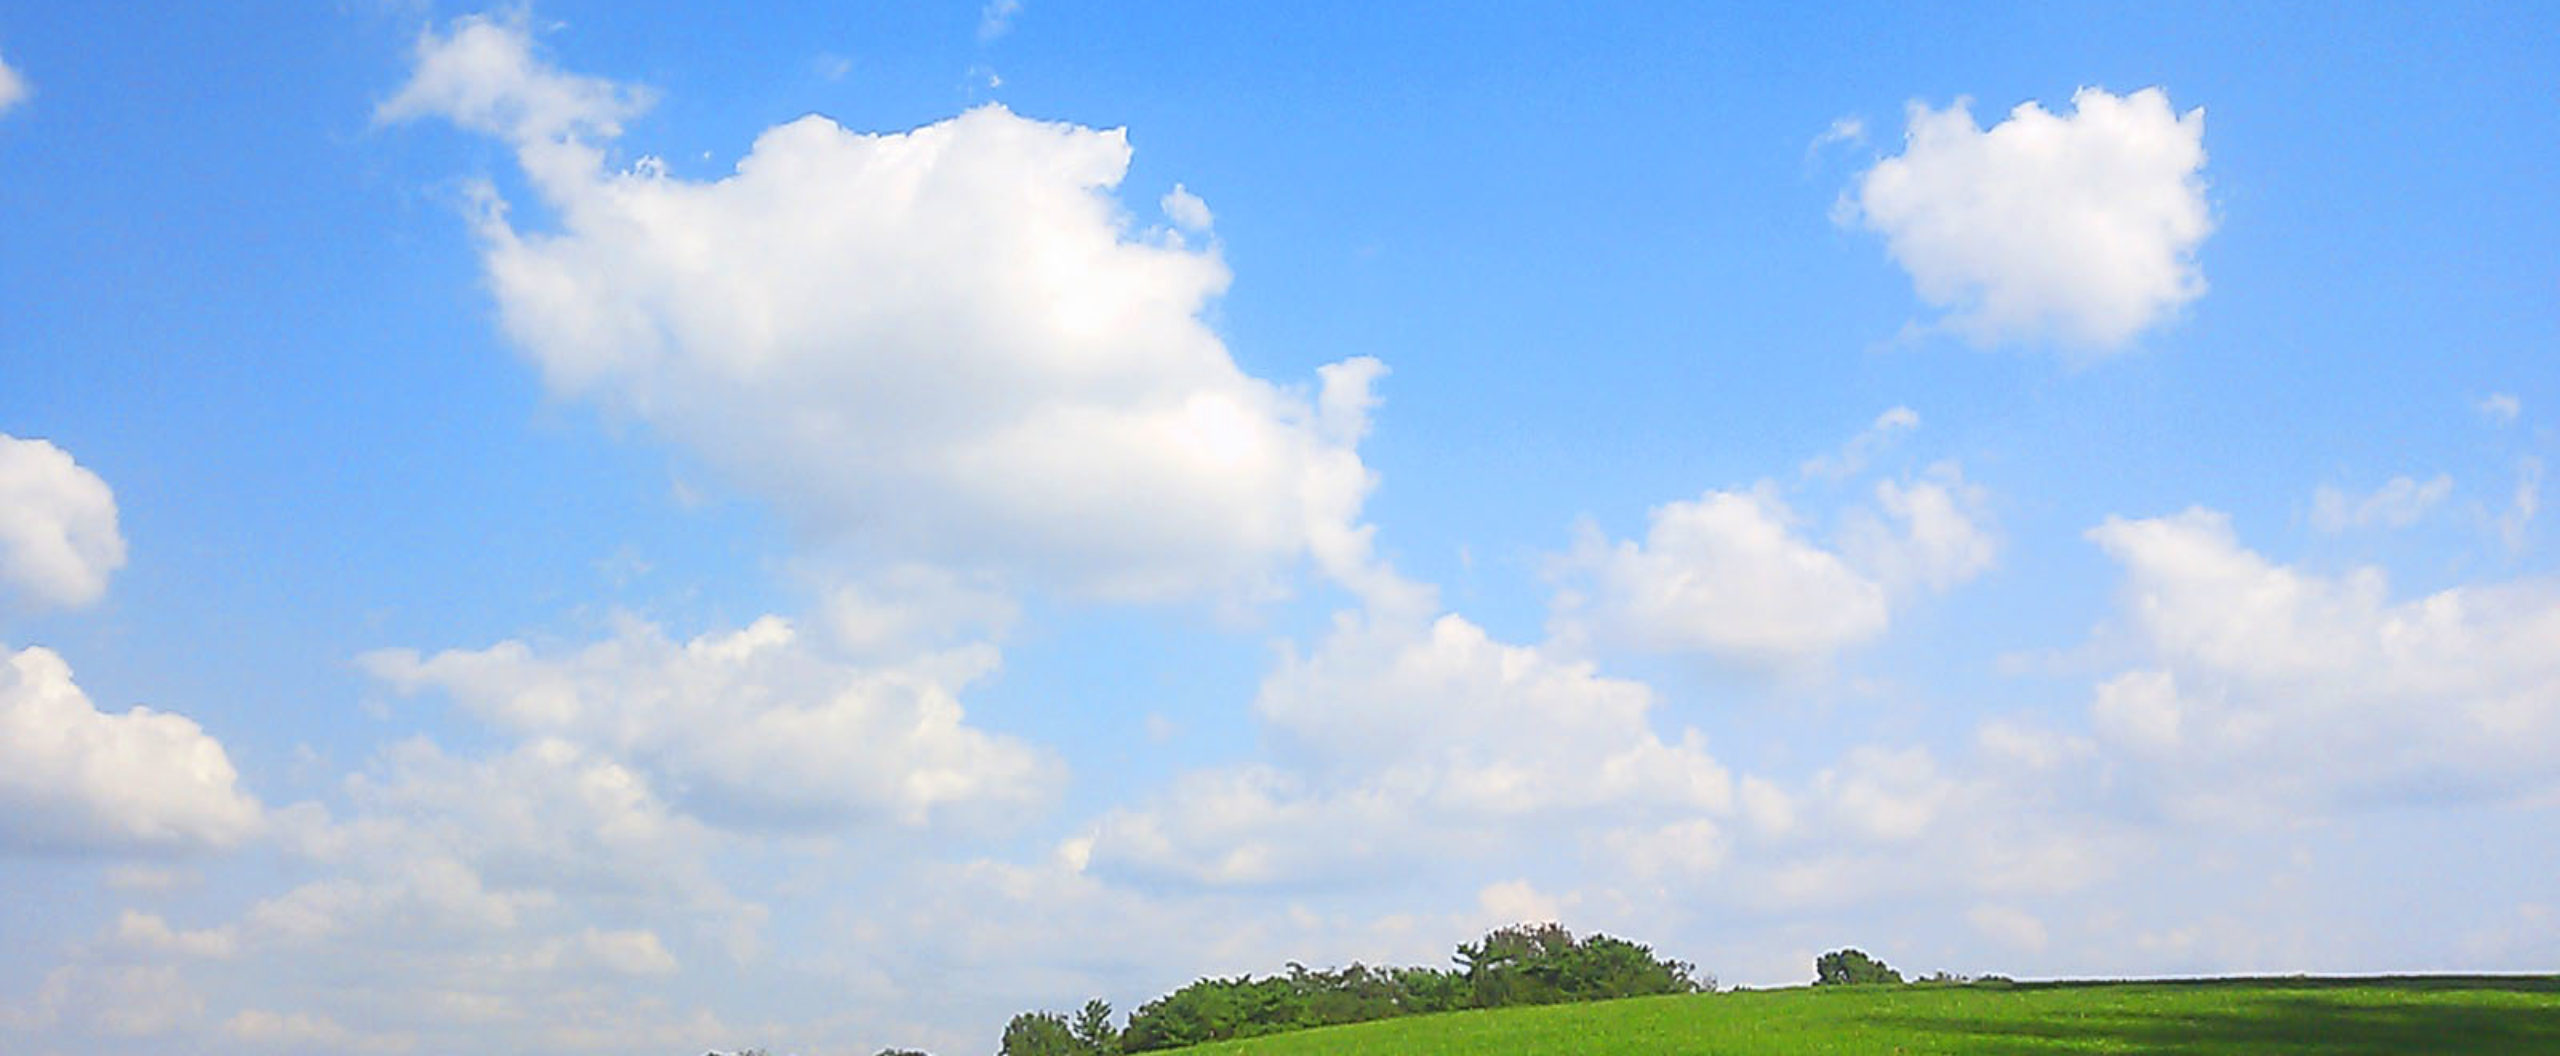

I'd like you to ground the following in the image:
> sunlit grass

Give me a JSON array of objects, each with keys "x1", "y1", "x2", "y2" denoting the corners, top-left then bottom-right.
[{"x1": 1165, "y1": 976, "x2": 2560, "y2": 1055}]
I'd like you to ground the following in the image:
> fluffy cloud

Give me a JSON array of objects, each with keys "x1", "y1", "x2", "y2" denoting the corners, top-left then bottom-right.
[
  {"x1": 295, "y1": 735, "x2": 738, "y2": 919},
  {"x1": 1705, "y1": 735, "x2": 2137, "y2": 914},
  {"x1": 0, "y1": 433, "x2": 126, "y2": 611},
  {"x1": 361, "y1": 615, "x2": 1060, "y2": 832},
  {"x1": 113, "y1": 732, "x2": 763, "y2": 1056},
  {"x1": 1967, "y1": 904, "x2": 2050, "y2": 953},
  {"x1": 0, "y1": 50, "x2": 24, "y2": 115},
  {"x1": 1160, "y1": 183, "x2": 1213, "y2": 233},
  {"x1": 382, "y1": 16, "x2": 1385, "y2": 603},
  {"x1": 1557, "y1": 468, "x2": 1998, "y2": 666},
  {"x1": 820, "y1": 564, "x2": 1020, "y2": 657},
  {"x1": 1842, "y1": 465, "x2": 2000, "y2": 593},
  {"x1": 108, "y1": 911, "x2": 238, "y2": 960},
  {"x1": 0, "y1": 964, "x2": 201, "y2": 1038},
  {"x1": 1557, "y1": 487, "x2": 1889, "y2": 665},
  {"x1": 2310, "y1": 474, "x2": 2452, "y2": 532},
  {"x1": 1812, "y1": 745, "x2": 1959, "y2": 843},
  {"x1": 224, "y1": 1009, "x2": 417, "y2": 1054},
  {"x1": 2084, "y1": 509, "x2": 2560, "y2": 816},
  {"x1": 1556, "y1": 413, "x2": 1995, "y2": 666},
  {"x1": 0, "y1": 645, "x2": 261, "y2": 853},
  {"x1": 1087, "y1": 605, "x2": 1736, "y2": 886},
  {"x1": 1845, "y1": 87, "x2": 2211, "y2": 350}
]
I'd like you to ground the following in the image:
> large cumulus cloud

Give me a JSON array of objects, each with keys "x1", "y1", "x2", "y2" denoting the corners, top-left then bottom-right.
[{"x1": 380, "y1": 15, "x2": 1386, "y2": 604}]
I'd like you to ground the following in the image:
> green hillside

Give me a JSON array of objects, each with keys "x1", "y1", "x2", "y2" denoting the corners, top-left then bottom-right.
[{"x1": 1161, "y1": 977, "x2": 2560, "y2": 1055}]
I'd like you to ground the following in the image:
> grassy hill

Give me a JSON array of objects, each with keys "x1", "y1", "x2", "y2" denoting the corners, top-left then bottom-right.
[{"x1": 1160, "y1": 976, "x2": 2560, "y2": 1055}]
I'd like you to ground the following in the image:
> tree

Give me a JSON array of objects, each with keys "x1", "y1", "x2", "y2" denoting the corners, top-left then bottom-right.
[
  {"x1": 1814, "y1": 948, "x2": 1903, "y2": 986},
  {"x1": 1557, "y1": 934, "x2": 1701, "y2": 999},
  {"x1": 1456, "y1": 922, "x2": 1579, "y2": 1007},
  {"x1": 1070, "y1": 998, "x2": 1120, "y2": 1055},
  {"x1": 1001, "y1": 1011, "x2": 1079, "y2": 1056},
  {"x1": 1453, "y1": 924, "x2": 1700, "y2": 1007}
]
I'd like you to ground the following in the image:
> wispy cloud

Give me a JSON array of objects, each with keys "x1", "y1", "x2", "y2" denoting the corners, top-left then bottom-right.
[
  {"x1": 2495, "y1": 456, "x2": 2542, "y2": 552},
  {"x1": 2310, "y1": 474, "x2": 2451, "y2": 533},
  {"x1": 978, "y1": 0, "x2": 1023, "y2": 41},
  {"x1": 1801, "y1": 405, "x2": 1919, "y2": 480},
  {"x1": 0, "y1": 48, "x2": 27, "y2": 115},
  {"x1": 1804, "y1": 114, "x2": 1866, "y2": 166},
  {"x1": 2478, "y1": 392, "x2": 2522, "y2": 425}
]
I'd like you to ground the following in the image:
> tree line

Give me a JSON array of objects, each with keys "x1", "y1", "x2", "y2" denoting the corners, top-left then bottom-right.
[
  {"x1": 997, "y1": 922, "x2": 1705, "y2": 1055},
  {"x1": 714, "y1": 938, "x2": 1987, "y2": 1055}
]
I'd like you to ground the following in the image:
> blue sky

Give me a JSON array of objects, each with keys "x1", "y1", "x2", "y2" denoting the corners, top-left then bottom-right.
[{"x1": 1, "y1": 2, "x2": 2555, "y2": 1053}]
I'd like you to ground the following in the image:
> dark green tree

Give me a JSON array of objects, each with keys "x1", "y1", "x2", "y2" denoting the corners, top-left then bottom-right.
[
  {"x1": 1001, "y1": 1011, "x2": 1079, "y2": 1056},
  {"x1": 1453, "y1": 924, "x2": 1699, "y2": 1007},
  {"x1": 1070, "y1": 998, "x2": 1119, "y2": 1055},
  {"x1": 1814, "y1": 948, "x2": 1904, "y2": 986},
  {"x1": 1455, "y1": 922, "x2": 1578, "y2": 1006},
  {"x1": 1096, "y1": 924, "x2": 1712, "y2": 1051}
]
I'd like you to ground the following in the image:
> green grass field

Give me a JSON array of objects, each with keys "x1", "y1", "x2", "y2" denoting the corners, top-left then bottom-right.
[{"x1": 1165, "y1": 977, "x2": 2560, "y2": 1055}]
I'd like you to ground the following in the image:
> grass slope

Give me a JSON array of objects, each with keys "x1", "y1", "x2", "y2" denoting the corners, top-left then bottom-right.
[{"x1": 1166, "y1": 976, "x2": 2560, "y2": 1055}]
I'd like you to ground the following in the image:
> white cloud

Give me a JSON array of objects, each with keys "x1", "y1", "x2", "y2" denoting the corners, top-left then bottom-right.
[
  {"x1": 300, "y1": 736, "x2": 740, "y2": 920},
  {"x1": 376, "y1": 14, "x2": 650, "y2": 149},
  {"x1": 0, "y1": 49, "x2": 26, "y2": 115},
  {"x1": 103, "y1": 865, "x2": 199, "y2": 892},
  {"x1": 0, "y1": 433, "x2": 127, "y2": 611},
  {"x1": 1841, "y1": 464, "x2": 1999, "y2": 593},
  {"x1": 1736, "y1": 775, "x2": 1797, "y2": 837},
  {"x1": 108, "y1": 911, "x2": 237, "y2": 960},
  {"x1": 1967, "y1": 904, "x2": 2050, "y2": 952},
  {"x1": 2311, "y1": 474, "x2": 2452, "y2": 533},
  {"x1": 1813, "y1": 745, "x2": 1957, "y2": 843},
  {"x1": 1708, "y1": 739, "x2": 2134, "y2": 913},
  {"x1": 361, "y1": 615, "x2": 1060, "y2": 831},
  {"x1": 383, "y1": 16, "x2": 1387, "y2": 604},
  {"x1": 1256, "y1": 611, "x2": 1734, "y2": 811},
  {"x1": 2085, "y1": 508, "x2": 2560, "y2": 815},
  {"x1": 1845, "y1": 87, "x2": 2211, "y2": 350},
  {"x1": 563, "y1": 927, "x2": 679, "y2": 976},
  {"x1": 1799, "y1": 406, "x2": 1918, "y2": 480},
  {"x1": 1558, "y1": 453, "x2": 1995, "y2": 666},
  {"x1": 1088, "y1": 606, "x2": 1736, "y2": 886},
  {"x1": 979, "y1": 0, "x2": 1024, "y2": 41},
  {"x1": 1604, "y1": 819, "x2": 1730, "y2": 881},
  {"x1": 1161, "y1": 183, "x2": 1213, "y2": 233},
  {"x1": 0, "y1": 645, "x2": 261, "y2": 854},
  {"x1": 1475, "y1": 879, "x2": 1568, "y2": 926},
  {"x1": 1, "y1": 964, "x2": 201, "y2": 1037},
  {"x1": 2478, "y1": 392, "x2": 2521, "y2": 425},
  {"x1": 2089, "y1": 668, "x2": 2185, "y2": 751},
  {"x1": 141, "y1": 734, "x2": 767, "y2": 1056},
  {"x1": 1807, "y1": 115, "x2": 1867, "y2": 156},
  {"x1": 225, "y1": 1009, "x2": 416, "y2": 1053},
  {"x1": 1557, "y1": 487, "x2": 1889, "y2": 666},
  {"x1": 2495, "y1": 456, "x2": 2541, "y2": 552},
  {"x1": 819, "y1": 563, "x2": 1019, "y2": 657}
]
